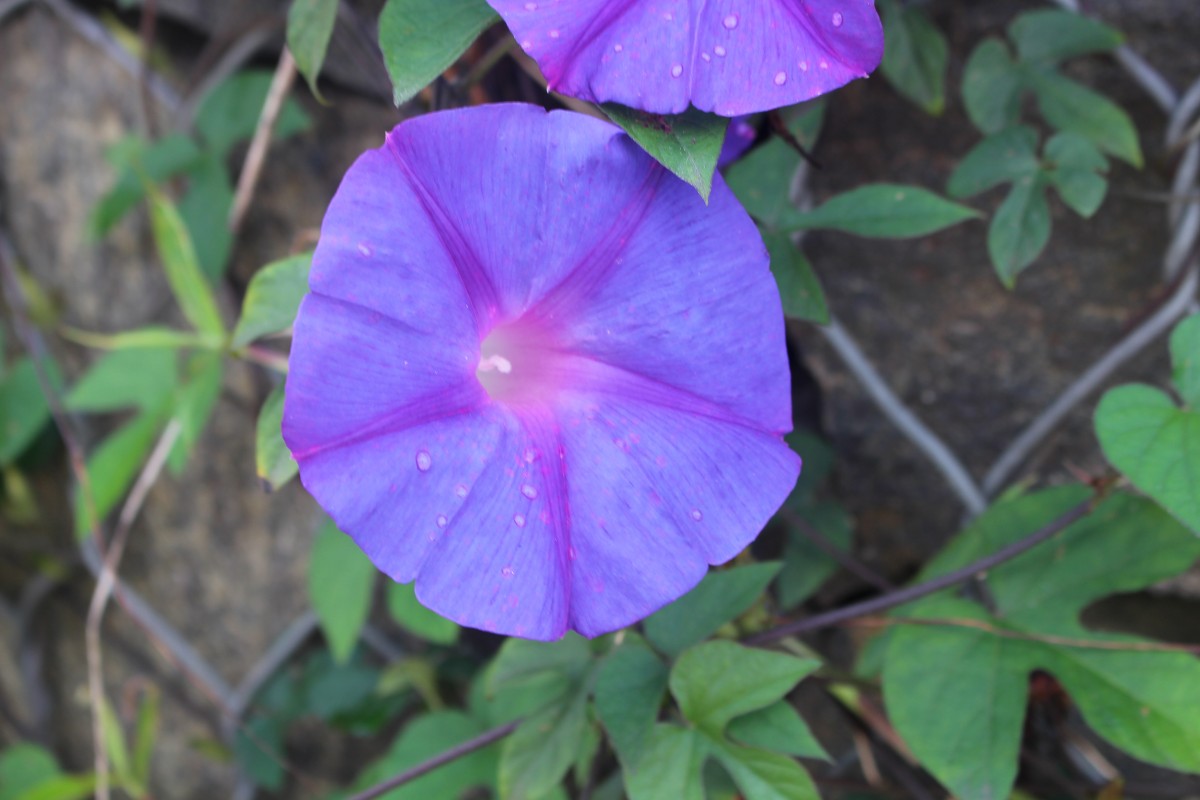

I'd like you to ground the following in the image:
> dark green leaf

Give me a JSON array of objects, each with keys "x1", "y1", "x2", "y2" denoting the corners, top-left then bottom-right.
[
  {"x1": 254, "y1": 383, "x2": 298, "y2": 490},
  {"x1": 167, "y1": 354, "x2": 223, "y2": 474},
  {"x1": 500, "y1": 688, "x2": 590, "y2": 799},
  {"x1": 287, "y1": 0, "x2": 339, "y2": 99},
  {"x1": 144, "y1": 183, "x2": 226, "y2": 337},
  {"x1": 726, "y1": 701, "x2": 828, "y2": 761},
  {"x1": 1044, "y1": 132, "x2": 1109, "y2": 217},
  {"x1": 309, "y1": 519, "x2": 377, "y2": 662},
  {"x1": 90, "y1": 135, "x2": 204, "y2": 238},
  {"x1": 74, "y1": 411, "x2": 164, "y2": 539},
  {"x1": 786, "y1": 430, "x2": 835, "y2": 500},
  {"x1": 671, "y1": 641, "x2": 819, "y2": 737},
  {"x1": 235, "y1": 715, "x2": 286, "y2": 789},
  {"x1": 1095, "y1": 385, "x2": 1200, "y2": 534},
  {"x1": 176, "y1": 153, "x2": 235, "y2": 281},
  {"x1": 0, "y1": 744, "x2": 62, "y2": 800},
  {"x1": 725, "y1": 103, "x2": 825, "y2": 230},
  {"x1": 1172, "y1": 314, "x2": 1200, "y2": 408},
  {"x1": 386, "y1": 581, "x2": 459, "y2": 644},
  {"x1": 195, "y1": 71, "x2": 311, "y2": 158},
  {"x1": 594, "y1": 634, "x2": 668, "y2": 770},
  {"x1": 603, "y1": 104, "x2": 728, "y2": 202},
  {"x1": 231, "y1": 253, "x2": 312, "y2": 347},
  {"x1": 987, "y1": 176, "x2": 1051, "y2": 287},
  {"x1": 762, "y1": 231, "x2": 828, "y2": 324},
  {"x1": 303, "y1": 657, "x2": 379, "y2": 720},
  {"x1": 1029, "y1": 70, "x2": 1143, "y2": 166},
  {"x1": 65, "y1": 349, "x2": 176, "y2": 413},
  {"x1": 0, "y1": 359, "x2": 52, "y2": 465},
  {"x1": 348, "y1": 712, "x2": 497, "y2": 799},
  {"x1": 1009, "y1": 9, "x2": 1122, "y2": 64},
  {"x1": 962, "y1": 38, "x2": 1025, "y2": 134},
  {"x1": 488, "y1": 634, "x2": 593, "y2": 695},
  {"x1": 946, "y1": 126, "x2": 1040, "y2": 199},
  {"x1": 644, "y1": 562, "x2": 781, "y2": 657},
  {"x1": 776, "y1": 500, "x2": 853, "y2": 610},
  {"x1": 710, "y1": 741, "x2": 821, "y2": 800},
  {"x1": 132, "y1": 685, "x2": 160, "y2": 785},
  {"x1": 788, "y1": 184, "x2": 980, "y2": 238},
  {"x1": 625, "y1": 725, "x2": 706, "y2": 800},
  {"x1": 378, "y1": 0, "x2": 497, "y2": 106},
  {"x1": 878, "y1": 0, "x2": 948, "y2": 115}
]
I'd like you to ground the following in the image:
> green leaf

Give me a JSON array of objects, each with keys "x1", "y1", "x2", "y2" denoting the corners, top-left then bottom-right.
[
  {"x1": 386, "y1": 581, "x2": 459, "y2": 644},
  {"x1": 962, "y1": 38, "x2": 1025, "y2": 134},
  {"x1": 231, "y1": 253, "x2": 312, "y2": 347},
  {"x1": 786, "y1": 430, "x2": 835, "y2": 500},
  {"x1": 594, "y1": 634, "x2": 669, "y2": 770},
  {"x1": 725, "y1": 103, "x2": 825, "y2": 231},
  {"x1": 987, "y1": 176, "x2": 1051, "y2": 287},
  {"x1": 65, "y1": 349, "x2": 176, "y2": 413},
  {"x1": 0, "y1": 744, "x2": 61, "y2": 800},
  {"x1": 488, "y1": 634, "x2": 594, "y2": 696},
  {"x1": 1008, "y1": 9, "x2": 1122, "y2": 65},
  {"x1": 776, "y1": 500, "x2": 853, "y2": 610},
  {"x1": 195, "y1": 71, "x2": 311, "y2": 158},
  {"x1": 1044, "y1": 132, "x2": 1109, "y2": 217},
  {"x1": 1028, "y1": 70, "x2": 1143, "y2": 166},
  {"x1": 500, "y1": 687, "x2": 590, "y2": 800},
  {"x1": 0, "y1": 359, "x2": 52, "y2": 465},
  {"x1": 234, "y1": 714, "x2": 286, "y2": 789},
  {"x1": 710, "y1": 741, "x2": 821, "y2": 800},
  {"x1": 671, "y1": 641, "x2": 819, "y2": 737},
  {"x1": 74, "y1": 410, "x2": 164, "y2": 539},
  {"x1": 946, "y1": 126, "x2": 1040, "y2": 199},
  {"x1": 625, "y1": 725, "x2": 706, "y2": 800},
  {"x1": 90, "y1": 134, "x2": 204, "y2": 238},
  {"x1": 13, "y1": 775, "x2": 98, "y2": 800},
  {"x1": 167, "y1": 354, "x2": 223, "y2": 474},
  {"x1": 878, "y1": 0, "x2": 948, "y2": 115},
  {"x1": 1095, "y1": 385, "x2": 1200, "y2": 534},
  {"x1": 762, "y1": 231, "x2": 828, "y2": 324},
  {"x1": 176, "y1": 153, "x2": 235, "y2": 281},
  {"x1": 309, "y1": 519, "x2": 378, "y2": 662},
  {"x1": 726, "y1": 701, "x2": 828, "y2": 761},
  {"x1": 644, "y1": 562, "x2": 781, "y2": 657},
  {"x1": 100, "y1": 696, "x2": 133, "y2": 784},
  {"x1": 254, "y1": 383, "x2": 298, "y2": 490},
  {"x1": 603, "y1": 104, "x2": 729, "y2": 202},
  {"x1": 787, "y1": 184, "x2": 980, "y2": 238},
  {"x1": 144, "y1": 182, "x2": 226, "y2": 338},
  {"x1": 287, "y1": 0, "x2": 339, "y2": 100},
  {"x1": 131, "y1": 685, "x2": 160, "y2": 785},
  {"x1": 63, "y1": 326, "x2": 221, "y2": 352},
  {"x1": 1170, "y1": 314, "x2": 1200, "y2": 408},
  {"x1": 378, "y1": 0, "x2": 497, "y2": 106}
]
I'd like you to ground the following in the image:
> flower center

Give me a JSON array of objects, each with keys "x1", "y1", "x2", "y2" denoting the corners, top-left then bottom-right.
[{"x1": 476, "y1": 321, "x2": 556, "y2": 405}]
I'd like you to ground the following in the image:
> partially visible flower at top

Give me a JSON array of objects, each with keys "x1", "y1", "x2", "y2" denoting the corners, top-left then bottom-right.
[
  {"x1": 718, "y1": 115, "x2": 759, "y2": 168},
  {"x1": 489, "y1": 1, "x2": 884, "y2": 116},
  {"x1": 283, "y1": 104, "x2": 800, "y2": 641}
]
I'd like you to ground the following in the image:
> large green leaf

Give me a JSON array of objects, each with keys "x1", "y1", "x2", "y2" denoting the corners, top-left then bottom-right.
[
  {"x1": 878, "y1": 0, "x2": 948, "y2": 115},
  {"x1": 287, "y1": 0, "x2": 339, "y2": 100},
  {"x1": 710, "y1": 741, "x2": 821, "y2": 800},
  {"x1": 65, "y1": 349, "x2": 176, "y2": 414},
  {"x1": 1008, "y1": 9, "x2": 1122, "y2": 65},
  {"x1": 603, "y1": 104, "x2": 728, "y2": 202},
  {"x1": 726, "y1": 701, "x2": 828, "y2": 761},
  {"x1": 1170, "y1": 314, "x2": 1200, "y2": 408},
  {"x1": 254, "y1": 383, "x2": 298, "y2": 490},
  {"x1": 500, "y1": 686, "x2": 590, "y2": 800},
  {"x1": 232, "y1": 253, "x2": 312, "y2": 347},
  {"x1": 594, "y1": 634, "x2": 669, "y2": 770},
  {"x1": 761, "y1": 231, "x2": 828, "y2": 325},
  {"x1": 961, "y1": 38, "x2": 1024, "y2": 134},
  {"x1": 1043, "y1": 132, "x2": 1109, "y2": 218},
  {"x1": 1028, "y1": 70, "x2": 1142, "y2": 166},
  {"x1": 386, "y1": 581, "x2": 459, "y2": 644},
  {"x1": 144, "y1": 183, "x2": 226, "y2": 338},
  {"x1": 0, "y1": 358, "x2": 52, "y2": 465},
  {"x1": 625, "y1": 725, "x2": 707, "y2": 800},
  {"x1": 0, "y1": 745, "x2": 61, "y2": 800},
  {"x1": 644, "y1": 562, "x2": 781, "y2": 657},
  {"x1": 308, "y1": 520, "x2": 377, "y2": 662},
  {"x1": 378, "y1": 0, "x2": 497, "y2": 106},
  {"x1": 488, "y1": 634, "x2": 593, "y2": 696},
  {"x1": 987, "y1": 176, "x2": 1050, "y2": 287},
  {"x1": 1095, "y1": 385, "x2": 1200, "y2": 534},
  {"x1": 946, "y1": 126, "x2": 1040, "y2": 199},
  {"x1": 787, "y1": 184, "x2": 979, "y2": 239}
]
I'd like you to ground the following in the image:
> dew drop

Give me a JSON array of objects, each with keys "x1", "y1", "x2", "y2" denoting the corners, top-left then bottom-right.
[
  {"x1": 521, "y1": 484, "x2": 538, "y2": 500},
  {"x1": 501, "y1": 566, "x2": 515, "y2": 578},
  {"x1": 568, "y1": 546, "x2": 578, "y2": 560},
  {"x1": 714, "y1": 45, "x2": 727, "y2": 57},
  {"x1": 690, "y1": 508, "x2": 703, "y2": 521},
  {"x1": 799, "y1": 60, "x2": 809, "y2": 72},
  {"x1": 524, "y1": 1, "x2": 537, "y2": 9},
  {"x1": 513, "y1": 513, "x2": 526, "y2": 527},
  {"x1": 613, "y1": 43, "x2": 623, "y2": 53},
  {"x1": 436, "y1": 514, "x2": 448, "y2": 528},
  {"x1": 548, "y1": 28, "x2": 560, "y2": 39},
  {"x1": 701, "y1": 52, "x2": 711, "y2": 62},
  {"x1": 819, "y1": 59, "x2": 829, "y2": 70},
  {"x1": 357, "y1": 243, "x2": 372, "y2": 256},
  {"x1": 415, "y1": 450, "x2": 432, "y2": 472},
  {"x1": 774, "y1": 71, "x2": 787, "y2": 86},
  {"x1": 455, "y1": 484, "x2": 468, "y2": 498},
  {"x1": 832, "y1": 11, "x2": 843, "y2": 27},
  {"x1": 670, "y1": 63, "x2": 683, "y2": 78},
  {"x1": 521, "y1": 39, "x2": 532, "y2": 49},
  {"x1": 723, "y1": 13, "x2": 739, "y2": 29}
]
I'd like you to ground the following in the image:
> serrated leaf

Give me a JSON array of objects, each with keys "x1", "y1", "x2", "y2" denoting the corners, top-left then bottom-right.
[
  {"x1": 378, "y1": 0, "x2": 497, "y2": 106},
  {"x1": 988, "y1": 176, "x2": 1051, "y2": 287},
  {"x1": 644, "y1": 562, "x2": 781, "y2": 657},
  {"x1": 255, "y1": 383, "x2": 298, "y2": 490},
  {"x1": 232, "y1": 253, "x2": 312, "y2": 347},
  {"x1": 946, "y1": 126, "x2": 1040, "y2": 199},
  {"x1": 144, "y1": 183, "x2": 226, "y2": 338},
  {"x1": 1008, "y1": 9, "x2": 1122, "y2": 65},
  {"x1": 726, "y1": 701, "x2": 828, "y2": 761},
  {"x1": 962, "y1": 38, "x2": 1025, "y2": 134},
  {"x1": 594, "y1": 634, "x2": 668, "y2": 770},
  {"x1": 761, "y1": 230, "x2": 828, "y2": 324},
  {"x1": 603, "y1": 104, "x2": 728, "y2": 202},
  {"x1": 500, "y1": 688, "x2": 590, "y2": 800},
  {"x1": 74, "y1": 410, "x2": 164, "y2": 539},
  {"x1": 386, "y1": 580, "x2": 459, "y2": 644},
  {"x1": 625, "y1": 725, "x2": 706, "y2": 800},
  {"x1": 878, "y1": 0, "x2": 948, "y2": 115},
  {"x1": 671, "y1": 641, "x2": 819, "y2": 737},
  {"x1": 1095, "y1": 385, "x2": 1200, "y2": 534},
  {"x1": 0, "y1": 358, "x2": 52, "y2": 465},
  {"x1": 65, "y1": 349, "x2": 176, "y2": 414},
  {"x1": 710, "y1": 741, "x2": 821, "y2": 800},
  {"x1": 788, "y1": 183, "x2": 979, "y2": 239},
  {"x1": 1029, "y1": 70, "x2": 1143, "y2": 167},
  {"x1": 1170, "y1": 314, "x2": 1200, "y2": 408},
  {"x1": 287, "y1": 0, "x2": 339, "y2": 100},
  {"x1": 309, "y1": 519, "x2": 377, "y2": 662},
  {"x1": 195, "y1": 71, "x2": 311, "y2": 158}
]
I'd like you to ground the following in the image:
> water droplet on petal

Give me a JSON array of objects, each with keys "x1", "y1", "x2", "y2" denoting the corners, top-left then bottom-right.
[
  {"x1": 568, "y1": 546, "x2": 578, "y2": 560},
  {"x1": 357, "y1": 243, "x2": 372, "y2": 256},
  {"x1": 690, "y1": 508, "x2": 703, "y2": 521},
  {"x1": 513, "y1": 513, "x2": 526, "y2": 527},
  {"x1": 501, "y1": 566, "x2": 515, "y2": 578},
  {"x1": 521, "y1": 484, "x2": 538, "y2": 499},
  {"x1": 723, "y1": 14, "x2": 739, "y2": 29},
  {"x1": 714, "y1": 45, "x2": 727, "y2": 57},
  {"x1": 819, "y1": 59, "x2": 829, "y2": 70},
  {"x1": 701, "y1": 52, "x2": 711, "y2": 62},
  {"x1": 670, "y1": 63, "x2": 683, "y2": 78},
  {"x1": 548, "y1": 28, "x2": 560, "y2": 39},
  {"x1": 832, "y1": 11, "x2": 844, "y2": 27},
  {"x1": 774, "y1": 71, "x2": 787, "y2": 86},
  {"x1": 521, "y1": 39, "x2": 532, "y2": 49},
  {"x1": 436, "y1": 514, "x2": 448, "y2": 528},
  {"x1": 613, "y1": 43, "x2": 623, "y2": 53},
  {"x1": 455, "y1": 484, "x2": 468, "y2": 498},
  {"x1": 524, "y1": 1, "x2": 536, "y2": 9},
  {"x1": 799, "y1": 60, "x2": 809, "y2": 72},
  {"x1": 415, "y1": 450, "x2": 432, "y2": 472}
]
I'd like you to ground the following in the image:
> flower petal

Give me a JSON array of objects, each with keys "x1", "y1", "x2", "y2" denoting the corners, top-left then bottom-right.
[{"x1": 489, "y1": 0, "x2": 884, "y2": 115}]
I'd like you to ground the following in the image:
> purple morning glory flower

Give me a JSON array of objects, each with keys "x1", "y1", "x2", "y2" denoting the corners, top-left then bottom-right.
[
  {"x1": 489, "y1": 1, "x2": 884, "y2": 116},
  {"x1": 283, "y1": 104, "x2": 799, "y2": 640}
]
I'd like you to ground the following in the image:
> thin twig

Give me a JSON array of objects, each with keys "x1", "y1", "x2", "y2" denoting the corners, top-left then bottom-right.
[
  {"x1": 779, "y1": 507, "x2": 893, "y2": 592},
  {"x1": 176, "y1": 21, "x2": 280, "y2": 132},
  {"x1": 228, "y1": 47, "x2": 298, "y2": 235},
  {"x1": 347, "y1": 721, "x2": 519, "y2": 800},
  {"x1": 86, "y1": 419, "x2": 182, "y2": 800},
  {"x1": 746, "y1": 494, "x2": 1098, "y2": 645}
]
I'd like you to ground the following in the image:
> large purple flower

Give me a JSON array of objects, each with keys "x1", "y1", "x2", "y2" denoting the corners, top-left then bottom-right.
[
  {"x1": 489, "y1": 1, "x2": 884, "y2": 116},
  {"x1": 283, "y1": 104, "x2": 799, "y2": 640}
]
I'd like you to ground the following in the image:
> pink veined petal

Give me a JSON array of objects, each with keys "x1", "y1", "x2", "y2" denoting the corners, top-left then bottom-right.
[{"x1": 489, "y1": 0, "x2": 884, "y2": 116}]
